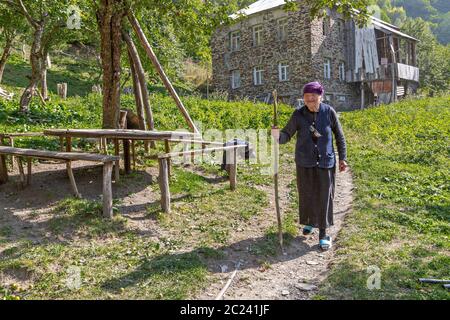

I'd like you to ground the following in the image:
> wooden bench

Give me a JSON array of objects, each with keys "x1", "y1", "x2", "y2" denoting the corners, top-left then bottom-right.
[
  {"x1": 0, "y1": 146, "x2": 119, "y2": 218},
  {"x1": 0, "y1": 132, "x2": 45, "y2": 170}
]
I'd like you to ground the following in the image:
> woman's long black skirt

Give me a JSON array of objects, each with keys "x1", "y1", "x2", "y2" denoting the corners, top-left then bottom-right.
[{"x1": 296, "y1": 165, "x2": 336, "y2": 229}]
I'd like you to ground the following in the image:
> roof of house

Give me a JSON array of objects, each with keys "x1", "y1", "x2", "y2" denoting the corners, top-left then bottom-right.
[
  {"x1": 230, "y1": 0, "x2": 285, "y2": 19},
  {"x1": 231, "y1": 0, "x2": 418, "y2": 41},
  {"x1": 371, "y1": 19, "x2": 418, "y2": 41}
]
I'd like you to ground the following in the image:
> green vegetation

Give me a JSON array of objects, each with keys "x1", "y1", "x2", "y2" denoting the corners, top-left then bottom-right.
[
  {"x1": 321, "y1": 96, "x2": 450, "y2": 299},
  {"x1": 1, "y1": 89, "x2": 448, "y2": 299},
  {"x1": 370, "y1": 0, "x2": 450, "y2": 44},
  {"x1": 0, "y1": 22, "x2": 449, "y2": 300}
]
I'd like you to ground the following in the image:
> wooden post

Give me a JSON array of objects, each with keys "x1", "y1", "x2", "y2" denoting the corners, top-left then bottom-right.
[
  {"x1": 59, "y1": 136, "x2": 65, "y2": 151},
  {"x1": 26, "y1": 158, "x2": 32, "y2": 186},
  {"x1": 123, "y1": 139, "x2": 131, "y2": 174},
  {"x1": 8, "y1": 137, "x2": 15, "y2": 171},
  {"x1": 127, "y1": 49, "x2": 146, "y2": 132},
  {"x1": 123, "y1": 30, "x2": 155, "y2": 135},
  {"x1": 66, "y1": 136, "x2": 72, "y2": 152},
  {"x1": 119, "y1": 110, "x2": 128, "y2": 129},
  {"x1": 66, "y1": 161, "x2": 81, "y2": 198},
  {"x1": 389, "y1": 36, "x2": 397, "y2": 103},
  {"x1": 158, "y1": 158, "x2": 170, "y2": 213},
  {"x1": 102, "y1": 162, "x2": 114, "y2": 218},
  {"x1": 164, "y1": 139, "x2": 171, "y2": 177},
  {"x1": 229, "y1": 148, "x2": 237, "y2": 191},
  {"x1": 0, "y1": 153, "x2": 8, "y2": 184},
  {"x1": 101, "y1": 138, "x2": 107, "y2": 154},
  {"x1": 183, "y1": 142, "x2": 189, "y2": 165},
  {"x1": 16, "y1": 157, "x2": 25, "y2": 188},
  {"x1": 114, "y1": 139, "x2": 120, "y2": 182},
  {"x1": 97, "y1": 138, "x2": 102, "y2": 152},
  {"x1": 57, "y1": 83, "x2": 67, "y2": 99},
  {"x1": 131, "y1": 140, "x2": 136, "y2": 169},
  {"x1": 0, "y1": 136, "x2": 7, "y2": 183},
  {"x1": 272, "y1": 89, "x2": 284, "y2": 252}
]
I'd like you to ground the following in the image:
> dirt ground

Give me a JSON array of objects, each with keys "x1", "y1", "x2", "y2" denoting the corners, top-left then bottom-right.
[{"x1": 0, "y1": 151, "x2": 353, "y2": 300}]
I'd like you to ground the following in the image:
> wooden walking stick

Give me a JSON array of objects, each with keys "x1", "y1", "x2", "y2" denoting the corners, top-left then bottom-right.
[{"x1": 272, "y1": 90, "x2": 284, "y2": 253}]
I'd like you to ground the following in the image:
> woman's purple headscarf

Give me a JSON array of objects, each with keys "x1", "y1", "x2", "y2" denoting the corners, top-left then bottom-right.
[{"x1": 303, "y1": 82, "x2": 324, "y2": 96}]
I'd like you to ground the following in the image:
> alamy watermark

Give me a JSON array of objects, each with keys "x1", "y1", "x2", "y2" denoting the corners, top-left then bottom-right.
[
  {"x1": 66, "y1": 5, "x2": 81, "y2": 30},
  {"x1": 65, "y1": 266, "x2": 81, "y2": 290},
  {"x1": 166, "y1": 122, "x2": 281, "y2": 176},
  {"x1": 366, "y1": 265, "x2": 381, "y2": 290}
]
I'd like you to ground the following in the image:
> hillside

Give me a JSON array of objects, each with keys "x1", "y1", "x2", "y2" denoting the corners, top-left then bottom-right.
[{"x1": 371, "y1": 0, "x2": 449, "y2": 44}]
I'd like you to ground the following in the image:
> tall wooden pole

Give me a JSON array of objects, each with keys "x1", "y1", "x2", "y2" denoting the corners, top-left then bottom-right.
[
  {"x1": 127, "y1": 49, "x2": 146, "y2": 131},
  {"x1": 127, "y1": 11, "x2": 199, "y2": 134},
  {"x1": 122, "y1": 30, "x2": 155, "y2": 133},
  {"x1": 272, "y1": 90, "x2": 284, "y2": 252}
]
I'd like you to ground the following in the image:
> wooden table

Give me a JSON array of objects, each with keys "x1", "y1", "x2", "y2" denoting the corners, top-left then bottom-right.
[{"x1": 43, "y1": 129, "x2": 202, "y2": 176}]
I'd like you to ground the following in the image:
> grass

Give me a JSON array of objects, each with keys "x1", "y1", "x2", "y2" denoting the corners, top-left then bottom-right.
[
  {"x1": 320, "y1": 96, "x2": 450, "y2": 300},
  {"x1": 148, "y1": 164, "x2": 270, "y2": 246},
  {"x1": 2, "y1": 54, "x2": 99, "y2": 98},
  {"x1": 48, "y1": 198, "x2": 127, "y2": 239},
  {"x1": 1, "y1": 55, "x2": 449, "y2": 300}
]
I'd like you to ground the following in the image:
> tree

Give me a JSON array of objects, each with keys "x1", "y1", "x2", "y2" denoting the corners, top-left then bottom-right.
[
  {"x1": 401, "y1": 17, "x2": 450, "y2": 95},
  {"x1": 1, "y1": 0, "x2": 77, "y2": 110},
  {"x1": 0, "y1": 4, "x2": 27, "y2": 83}
]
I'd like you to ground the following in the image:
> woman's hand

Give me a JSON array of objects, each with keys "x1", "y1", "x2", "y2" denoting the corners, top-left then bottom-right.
[
  {"x1": 271, "y1": 126, "x2": 280, "y2": 141},
  {"x1": 339, "y1": 160, "x2": 347, "y2": 172}
]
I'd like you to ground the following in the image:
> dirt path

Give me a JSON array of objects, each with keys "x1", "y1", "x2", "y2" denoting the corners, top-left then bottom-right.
[{"x1": 196, "y1": 154, "x2": 354, "y2": 300}]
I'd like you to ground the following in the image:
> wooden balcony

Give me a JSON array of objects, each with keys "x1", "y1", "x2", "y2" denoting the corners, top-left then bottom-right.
[{"x1": 346, "y1": 63, "x2": 419, "y2": 83}]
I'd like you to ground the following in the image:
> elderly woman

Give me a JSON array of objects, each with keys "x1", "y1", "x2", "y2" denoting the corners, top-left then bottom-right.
[{"x1": 272, "y1": 82, "x2": 347, "y2": 251}]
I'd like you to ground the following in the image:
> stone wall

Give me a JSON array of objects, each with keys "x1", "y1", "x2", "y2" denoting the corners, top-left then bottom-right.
[
  {"x1": 211, "y1": 5, "x2": 361, "y2": 110},
  {"x1": 309, "y1": 10, "x2": 361, "y2": 110}
]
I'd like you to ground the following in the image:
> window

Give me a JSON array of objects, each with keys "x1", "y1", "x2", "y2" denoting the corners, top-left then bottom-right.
[
  {"x1": 322, "y1": 17, "x2": 330, "y2": 36},
  {"x1": 339, "y1": 62, "x2": 346, "y2": 81},
  {"x1": 324, "y1": 58, "x2": 331, "y2": 79},
  {"x1": 278, "y1": 63, "x2": 289, "y2": 81},
  {"x1": 231, "y1": 70, "x2": 241, "y2": 89},
  {"x1": 253, "y1": 67, "x2": 263, "y2": 85},
  {"x1": 277, "y1": 18, "x2": 288, "y2": 41},
  {"x1": 230, "y1": 31, "x2": 240, "y2": 51},
  {"x1": 337, "y1": 95, "x2": 346, "y2": 102},
  {"x1": 253, "y1": 25, "x2": 263, "y2": 46}
]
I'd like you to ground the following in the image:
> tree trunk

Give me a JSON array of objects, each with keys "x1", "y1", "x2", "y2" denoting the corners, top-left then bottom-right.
[
  {"x1": 97, "y1": 0, "x2": 125, "y2": 129},
  {"x1": 40, "y1": 51, "x2": 49, "y2": 100},
  {"x1": 122, "y1": 30, "x2": 155, "y2": 132},
  {"x1": 0, "y1": 36, "x2": 14, "y2": 84},
  {"x1": 20, "y1": 26, "x2": 44, "y2": 112}
]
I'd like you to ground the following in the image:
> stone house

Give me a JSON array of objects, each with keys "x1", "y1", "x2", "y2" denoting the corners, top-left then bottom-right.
[{"x1": 211, "y1": 0, "x2": 419, "y2": 110}]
